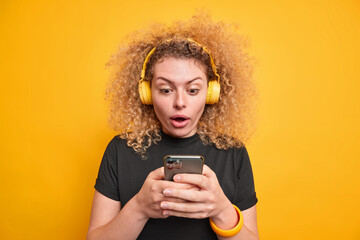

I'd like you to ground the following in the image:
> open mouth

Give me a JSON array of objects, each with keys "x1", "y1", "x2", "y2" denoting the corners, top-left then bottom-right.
[
  {"x1": 170, "y1": 116, "x2": 190, "y2": 128},
  {"x1": 172, "y1": 117, "x2": 188, "y2": 122}
]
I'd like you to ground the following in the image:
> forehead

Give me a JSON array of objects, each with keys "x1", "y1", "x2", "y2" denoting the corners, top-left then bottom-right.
[{"x1": 153, "y1": 57, "x2": 207, "y2": 82}]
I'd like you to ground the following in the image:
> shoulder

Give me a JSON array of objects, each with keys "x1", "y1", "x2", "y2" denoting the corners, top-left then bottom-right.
[
  {"x1": 217, "y1": 144, "x2": 251, "y2": 175},
  {"x1": 102, "y1": 135, "x2": 133, "y2": 158},
  {"x1": 235, "y1": 145, "x2": 249, "y2": 159},
  {"x1": 106, "y1": 135, "x2": 128, "y2": 148},
  {"x1": 198, "y1": 132, "x2": 246, "y2": 152}
]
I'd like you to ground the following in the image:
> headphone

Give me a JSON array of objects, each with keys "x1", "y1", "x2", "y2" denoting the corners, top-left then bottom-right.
[{"x1": 138, "y1": 38, "x2": 221, "y2": 105}]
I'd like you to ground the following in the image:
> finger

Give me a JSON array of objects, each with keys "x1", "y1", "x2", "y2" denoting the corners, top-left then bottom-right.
[
  {"x1": 160, "y1": 201, "x2": 204, "y2": 213},
  {"x1": 162, "y1": 210, "x2": 207, "y2": 219},
  {"x1": 163, "y1": 188, "x2": 206, "y2": 202},
  {"x1": 163, "y1": 196, "x2": 190, "y2": 203},
  {"x1": 173, "y1": 173, "x2": 209, "y2": 190},
  {"x1": 160, "y1": 180, "x2": 197, "y2": 190},
  {"x1": 160, "y1": 201, "x2": 207, "y2": 213},
  {"x1": 149, "y1": 167, "x2": 165, "y2": 180},
  {"x1": 201, "y1": 164, "x2": 216, "y2": 178}
]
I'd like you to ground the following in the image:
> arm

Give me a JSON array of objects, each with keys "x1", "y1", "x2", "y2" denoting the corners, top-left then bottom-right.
[
  {"x1": 87, "y1": 167, "x2": 167, "y2": 240},
  {"x1": 86, "y1": 190, "x2": 149, "y2": 240},
  {"x1": 87, "y1": 167, "x2": 199, "y2": 240}
]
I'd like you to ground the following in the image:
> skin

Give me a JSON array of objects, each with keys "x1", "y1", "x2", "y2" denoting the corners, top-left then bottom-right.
[
  {"x1": 87, "y1": 57, "x2": 259, "y2": 240},
  {"x1": 151, "y1": 57, "x2": 207, "y2": 138}
]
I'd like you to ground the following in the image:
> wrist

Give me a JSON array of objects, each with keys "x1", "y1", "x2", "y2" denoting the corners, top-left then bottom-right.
[
  {"x1": 210, "y1": 204, "x2": 244, "y2": 238},
  {"x1": 211, "y1": 200, "x2": 237, "y2": 229},
  {"x1": 130, "y1": 194, "x2": 150, "y2": 222}
]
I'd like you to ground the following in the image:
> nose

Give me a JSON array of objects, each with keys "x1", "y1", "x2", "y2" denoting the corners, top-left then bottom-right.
[{"x1": 173, "y1": 90, "x2": 186, "y2": 109}]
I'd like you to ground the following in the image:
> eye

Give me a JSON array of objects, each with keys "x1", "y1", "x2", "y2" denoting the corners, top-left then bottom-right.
[
  {"x1": 160, "y1": 88, "x2": 172, "y2": 94},
  {"x1": 188, "y1": 89, "x2": 200, "y2": 95}
]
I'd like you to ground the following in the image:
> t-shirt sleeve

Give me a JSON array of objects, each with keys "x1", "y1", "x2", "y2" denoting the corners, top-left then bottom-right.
[
  {"x1": 234, "y1": 147, "x2": 258, "y2": 211},
  {"x1": 94, "y1": 137, "x2": 120, "y2": 201}
]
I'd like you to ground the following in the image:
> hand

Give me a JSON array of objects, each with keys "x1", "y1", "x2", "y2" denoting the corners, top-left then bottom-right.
[
  {"x1": 133, "y1": 167, "x2": 200, "y2": 220},
  {"x1": 159, "y1": 165, "x2": 234, "y2": 220}
]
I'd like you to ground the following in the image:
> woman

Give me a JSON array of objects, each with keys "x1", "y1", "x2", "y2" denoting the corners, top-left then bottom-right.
[{"x1": 87, "y1": 12, "x2": 259, "y2": 240}]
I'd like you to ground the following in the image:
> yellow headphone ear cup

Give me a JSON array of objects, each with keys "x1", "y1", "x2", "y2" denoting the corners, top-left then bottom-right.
[
  {"x1": 206, "y1": 80, "x2": 221, "y2": 104},
  {"x1": 139, "y1": 80, "x2": 153, "y2": 105}
]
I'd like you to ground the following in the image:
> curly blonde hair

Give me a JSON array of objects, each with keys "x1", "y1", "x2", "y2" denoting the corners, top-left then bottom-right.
[{"x1": 105, "y1": 11, "x2": 257, "y2": 157}]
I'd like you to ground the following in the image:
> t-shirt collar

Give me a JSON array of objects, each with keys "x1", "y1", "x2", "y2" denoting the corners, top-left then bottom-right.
[{"x1": 160, "y1": 130, "x2": 199, "y2": 147}]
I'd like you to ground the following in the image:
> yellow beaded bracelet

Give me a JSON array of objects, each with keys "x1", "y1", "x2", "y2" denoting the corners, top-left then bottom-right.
[{"x1": 209, "y1": 204, "x2": 244, "y2": 237}]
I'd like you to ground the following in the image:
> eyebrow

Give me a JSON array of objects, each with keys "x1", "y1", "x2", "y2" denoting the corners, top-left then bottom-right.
[{"x1": 155, "y1": 77, "x2": 203, "y2": 85}]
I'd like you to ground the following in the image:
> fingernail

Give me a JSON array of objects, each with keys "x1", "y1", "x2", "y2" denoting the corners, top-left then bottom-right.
[
  {"x1": 174, "y1": 175, "x2": 180, "y2": 181},
  {"x1": 163, "y1": 211, "x2": 169, "y2": 216},
  {"x1": 161, "y1": 203, "x2": 168, "y2": 209},
  {"x1": 163, "y1": 189, "x2": 172, "y2": 196}
]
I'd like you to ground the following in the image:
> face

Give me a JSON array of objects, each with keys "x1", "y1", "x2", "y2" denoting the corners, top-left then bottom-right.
[{"x1": 151, "y1": 57, "x2": 208, "y2": 138}]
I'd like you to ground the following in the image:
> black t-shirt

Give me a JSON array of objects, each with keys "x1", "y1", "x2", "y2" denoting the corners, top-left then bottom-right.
[{"x1": 94, "y1": 132, "x2": 258, "y2": 240}]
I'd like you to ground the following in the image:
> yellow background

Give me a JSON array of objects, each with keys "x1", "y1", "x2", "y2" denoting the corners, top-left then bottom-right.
[{"x1": 1, "y1": 0, "x2": 359, "y2": 239}]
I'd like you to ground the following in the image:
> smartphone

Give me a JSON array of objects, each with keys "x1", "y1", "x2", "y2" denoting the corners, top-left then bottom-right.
[{"x1": 163, "y1": 155, "x2": 204, "y2": 181}]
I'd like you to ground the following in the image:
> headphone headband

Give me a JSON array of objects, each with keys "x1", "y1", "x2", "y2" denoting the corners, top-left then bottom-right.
[{"x1": 140, "y1": 46, "x2": 156, "y2": 80}]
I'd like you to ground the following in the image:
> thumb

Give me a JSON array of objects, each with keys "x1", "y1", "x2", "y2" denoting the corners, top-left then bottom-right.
[
  {"x1": 202, "y1": 164, "x2": 216, "y2": 178},
  {"x1": 149, "y1": 167, "x2": 165, "y2": 180}
]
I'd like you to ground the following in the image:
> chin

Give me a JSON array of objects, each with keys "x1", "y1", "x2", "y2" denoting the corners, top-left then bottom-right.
[{"x1": 165, "y1": 128, "x2": 196, "y2": 138}]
